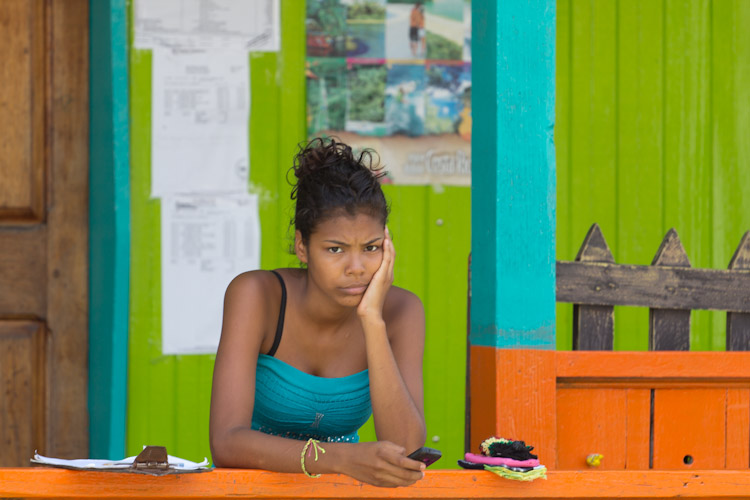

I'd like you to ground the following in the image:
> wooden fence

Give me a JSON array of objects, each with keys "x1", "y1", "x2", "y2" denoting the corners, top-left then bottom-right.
[{"x1": 557, "y1": 223, "x2": 750, "y2": 351}]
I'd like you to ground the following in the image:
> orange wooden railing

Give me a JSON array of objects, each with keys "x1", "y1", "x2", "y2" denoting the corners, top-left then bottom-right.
[{"x1": 4, "y1": 468, "x2": 750, "y2": 499}]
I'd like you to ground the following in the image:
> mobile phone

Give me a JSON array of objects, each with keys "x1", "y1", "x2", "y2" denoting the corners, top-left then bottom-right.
[{"x1": 407, "y1": 446, "x2": 442, "y2": 467}]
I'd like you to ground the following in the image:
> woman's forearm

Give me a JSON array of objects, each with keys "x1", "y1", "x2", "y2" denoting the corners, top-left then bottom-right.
[
  {"x1": 362, "y1": 318, "x2": 426, "y2": 452},
  {"x1": 211, "y1": 427, "x2": 350, "y2": 474}
]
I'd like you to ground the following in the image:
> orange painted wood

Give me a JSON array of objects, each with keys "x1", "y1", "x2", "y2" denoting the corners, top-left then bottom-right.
[
  {"x1": 493, "y1": 349, "x2": 557, "y2": 469},
  {"x1": 725, "y1": 389, "x2": 750, "y2": 469},
  {"x1": 468, "y1": 345, "x2": 498, "y2": 454},
  {"x1": 652, "y1": 389, "x2": 726, "y2": 469},
  {"x1": 469, "y1": 348, "x2": 556, "y2": 468},
  {"x1": 556, "y1": 389, "x2": 626, "y2": 470},
  {"x1": 557, "y1": 351, "x2": 750, "y2": 379},
  {"x1": 625, "y1": 389, "x2": 651, "y2": 470},
  {"x1": 7, "y1": 469, "x2": 750, "y2": 498}
]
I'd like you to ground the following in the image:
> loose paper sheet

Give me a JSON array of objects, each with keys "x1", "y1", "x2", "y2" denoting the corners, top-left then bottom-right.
[
  {"x1": 31, "y1": 452, "x2": 209, "y2": 471},
  {"x1": 134, "y1": 0, "x2": 280, "y2": 51},
  {"x1": 161, "y1": 193, "x2": 260, "y2": 355},
  {"x1": 151, "y1": 48, "x2": 250, "y2": 197}
]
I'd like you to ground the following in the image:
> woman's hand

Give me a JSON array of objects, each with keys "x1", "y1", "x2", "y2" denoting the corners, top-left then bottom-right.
[
  {"x1": 357, "y1": 227, "x2": 395, "y2": 322},
  {"x1": 338, "y1": 441, "x2": 424, "y2": 488}
]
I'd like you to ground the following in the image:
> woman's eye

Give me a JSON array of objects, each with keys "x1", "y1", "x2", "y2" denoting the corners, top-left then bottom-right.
[
  {"x1": 365, "y1": 245, "x2": 379, "y2": 252},
  {"x1": 327, "y1": 247, "x2": 342, "y2": 254}
]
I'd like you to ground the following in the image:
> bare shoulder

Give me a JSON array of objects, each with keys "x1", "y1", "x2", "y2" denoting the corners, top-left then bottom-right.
[
  {"x1": 225, "y1": 269, "x2": 277, "y2": 304},
  {"x1": 222, "y1": 269, "x2": 286, "y2": 329},
  {"x1": 383, "y1": 286, "x2": 425, "y2": 328}
]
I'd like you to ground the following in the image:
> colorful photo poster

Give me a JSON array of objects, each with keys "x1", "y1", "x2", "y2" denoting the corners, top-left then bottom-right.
[{"x1": 306, "y1": 0, "x2": 471, "y2": 186}]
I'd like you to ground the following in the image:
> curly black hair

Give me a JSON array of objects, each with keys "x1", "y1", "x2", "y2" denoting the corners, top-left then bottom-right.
[{"x1": 290, "y1": 137, "x2": 389, "y2": 244}]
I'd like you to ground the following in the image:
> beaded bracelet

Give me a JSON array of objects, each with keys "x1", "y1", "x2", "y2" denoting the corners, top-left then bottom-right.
[{"x1": 300, "y1": 438, "x2": 326, "y2": 478}]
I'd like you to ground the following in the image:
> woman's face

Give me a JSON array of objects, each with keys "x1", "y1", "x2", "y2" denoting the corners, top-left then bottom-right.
[{"x1": 296, "y1": 211, "x2": 385, "y2": 308}]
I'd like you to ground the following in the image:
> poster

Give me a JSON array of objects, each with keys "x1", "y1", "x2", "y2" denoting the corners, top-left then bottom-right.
[
  {"x1": 134, "y1": 0, "x2": 280, "y2": 51},
  {"x1": 151, "y1": 49, "x2": 250, "y2": 197},
  {"x1": 161, "y1": 193, "x2": 261, "y2": 355},
  {"x1": 306, "y1": 0, "x2": 471, "y2": 185}
]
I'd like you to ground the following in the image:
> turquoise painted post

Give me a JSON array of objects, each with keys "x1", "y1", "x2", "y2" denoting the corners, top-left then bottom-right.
[
  {"x1": 471, "y1": 1, "x2": 556, "y2": 349},
  {"x1": 89, "y1": 0, "x2": 130, "y2": 459}
]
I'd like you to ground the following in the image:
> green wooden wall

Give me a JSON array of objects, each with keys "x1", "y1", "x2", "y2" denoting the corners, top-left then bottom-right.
[
  {"x1": 556, "y1": 0, "x2": 750, "y2": 352},
  {"x1": 127, "y1": 2, "x2": 470, "y2": 465}
]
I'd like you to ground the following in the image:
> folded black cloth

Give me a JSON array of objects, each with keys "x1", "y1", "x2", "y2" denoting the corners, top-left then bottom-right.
[{"x1": 482, "y1": 437, "x2": 537, "y2": 460}]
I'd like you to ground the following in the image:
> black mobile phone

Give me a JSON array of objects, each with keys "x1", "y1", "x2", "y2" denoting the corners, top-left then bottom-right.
[{"x1": 407, "y1": 446, "x2": 442, "y2": 467}]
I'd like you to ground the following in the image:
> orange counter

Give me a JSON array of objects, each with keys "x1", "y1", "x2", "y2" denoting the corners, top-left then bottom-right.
[{"x1": 4, "y1": 468, "x2": 750, "y2": 499}]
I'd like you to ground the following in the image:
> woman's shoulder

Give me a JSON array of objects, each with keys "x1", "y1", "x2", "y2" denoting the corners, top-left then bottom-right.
[
  {"x1": 384, "y1": 286, "x2": 424, "y2": 322},
  {"x1": 225, "y1": 269, "x2": 292, "y2": 308}
]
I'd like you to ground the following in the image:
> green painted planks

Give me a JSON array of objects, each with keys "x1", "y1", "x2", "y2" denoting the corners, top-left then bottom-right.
[
  {"x1": 128, "y1": 46, "x2": 179, "y2": 456},
  {"x1": 556, "y1": 0, "x2": 573, "y2": 350},
  {"x1": 614, "y1": 0, "x2": 665, "y2": 351},
  {"x1": 556, "y1": 0, "x2": 750, "y2": 351},
  {"x1": 423, "y1": 186, "x2": 470, "y2": 464},
  {"x1": 714, "y1": 1, "x2": 750, "y2": 271},
  {"x1": 663, "y1": 0, "x2": 715, "y2": 350},
  {"x1": 565, "y1": 0, "x2": 619, "y2": 347}
]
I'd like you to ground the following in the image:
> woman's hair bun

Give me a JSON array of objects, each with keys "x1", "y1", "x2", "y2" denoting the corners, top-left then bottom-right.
[
  {"x1": 290, "y1": 137, "x2": 389, "y2": 243},
  {"x1": 291, "y1": 137, "x2": 383, "y2": 192}
]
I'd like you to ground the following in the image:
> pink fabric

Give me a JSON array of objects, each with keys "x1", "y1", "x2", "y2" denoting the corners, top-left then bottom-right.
[{"x1": 464, "y1": 453, "x2": 540, "y2": 468}]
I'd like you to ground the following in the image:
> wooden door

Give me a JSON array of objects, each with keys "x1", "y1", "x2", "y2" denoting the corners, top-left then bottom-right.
[{"x1": 0, "y1": 0, "x2": 88, "y2": 466}]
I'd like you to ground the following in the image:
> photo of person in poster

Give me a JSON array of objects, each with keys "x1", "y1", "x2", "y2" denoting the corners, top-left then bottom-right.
[{"x1": 409, "y1": 2, "x2": 426, "y2": 57}]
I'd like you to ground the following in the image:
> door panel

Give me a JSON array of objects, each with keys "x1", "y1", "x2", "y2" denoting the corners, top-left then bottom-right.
[
  {"x1": 652, "y1": 389, "x2": 726, "y2": 469},
  {"x1": 0, "y1": 0, "x2": 88, "y2": 465},
  {"x1": 0, "y1": 0, "x2": 46, "y2": 223},
  {"x1": 0, "y1": 322, "x2": 45, "y2": 467}
]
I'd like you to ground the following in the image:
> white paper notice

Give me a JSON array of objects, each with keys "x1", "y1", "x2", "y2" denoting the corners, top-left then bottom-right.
[
  {"x1": 134, "y1": 0, "x2": 280, "y2": 52},
  {"x1": 151, "y1": 49, "x2": 250, "y2": 197},
  {"x1": 161, "y1": 193, "x2": 260, "y2": 355}
]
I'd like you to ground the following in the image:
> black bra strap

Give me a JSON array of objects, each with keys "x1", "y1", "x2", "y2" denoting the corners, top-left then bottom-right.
[{"x1": 267, "y1": 270, "x2": 286, "y2": 357}]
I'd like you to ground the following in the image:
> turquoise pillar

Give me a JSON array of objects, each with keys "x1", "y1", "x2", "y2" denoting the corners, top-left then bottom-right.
[
  {"x1": 89, "y1": 0, "x2": 130, "y2": 459},
  {"x1": 471, "y1": 1, "x2": 556, "y2": 348}
]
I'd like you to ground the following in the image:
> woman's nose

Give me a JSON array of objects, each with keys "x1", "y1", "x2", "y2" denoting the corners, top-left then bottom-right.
[{"x1": 346, "y1": 254, "x2": 366, "y2": 276}]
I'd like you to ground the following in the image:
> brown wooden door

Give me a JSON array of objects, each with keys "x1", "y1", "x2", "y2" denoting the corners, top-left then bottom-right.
[{"x1": 0, "y1": 0, "x2": 88, "y2": 466}]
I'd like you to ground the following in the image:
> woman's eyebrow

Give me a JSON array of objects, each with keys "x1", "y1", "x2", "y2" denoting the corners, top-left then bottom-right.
[{"x1": 322, "y1": 237, "x2": 383, "y2": 246}]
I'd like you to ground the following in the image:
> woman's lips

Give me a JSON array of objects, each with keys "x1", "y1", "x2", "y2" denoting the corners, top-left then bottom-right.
[{"x1": 341, "y1": 285, "x2": 368, "y2": 295}]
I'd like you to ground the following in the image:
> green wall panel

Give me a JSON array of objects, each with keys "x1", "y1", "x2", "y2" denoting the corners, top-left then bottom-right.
[
  {"x1": 128, "y1": 1, "x2": 470, "y2": 466},
  {"x1": 556, "y1": 0, "x2": 750, "y2": 351}
]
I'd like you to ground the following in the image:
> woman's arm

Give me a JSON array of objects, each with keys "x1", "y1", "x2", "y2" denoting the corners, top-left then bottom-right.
[
  {"x1": 357, "y1": 229, "x2": 427, "y2": 452},
  {"x1": 209, "y1": 271, "x2": 424, "y2": 486}
]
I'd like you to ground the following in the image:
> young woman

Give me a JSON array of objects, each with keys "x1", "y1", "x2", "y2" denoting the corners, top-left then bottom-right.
[{"x1": 209, "y1": 138, "x2": 427, "y2": 487}]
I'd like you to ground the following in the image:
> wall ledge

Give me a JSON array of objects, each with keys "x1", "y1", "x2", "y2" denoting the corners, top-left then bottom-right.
[{"x1": 3, "y1": 468, "x2": 750, "y2": 499}]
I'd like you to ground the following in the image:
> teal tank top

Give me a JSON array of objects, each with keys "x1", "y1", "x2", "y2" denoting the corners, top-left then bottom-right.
[
  {"x1": 250, "y1": 271, "x2": 372, "y2": 443},
  {"x1": 252, "y1": 354, "x2": 372, "y2": 442}
]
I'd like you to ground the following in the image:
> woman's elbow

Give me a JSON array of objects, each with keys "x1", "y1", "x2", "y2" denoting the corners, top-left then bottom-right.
[{"x1": 210, "y1": 430, "x2": 237, "y2": 468}]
